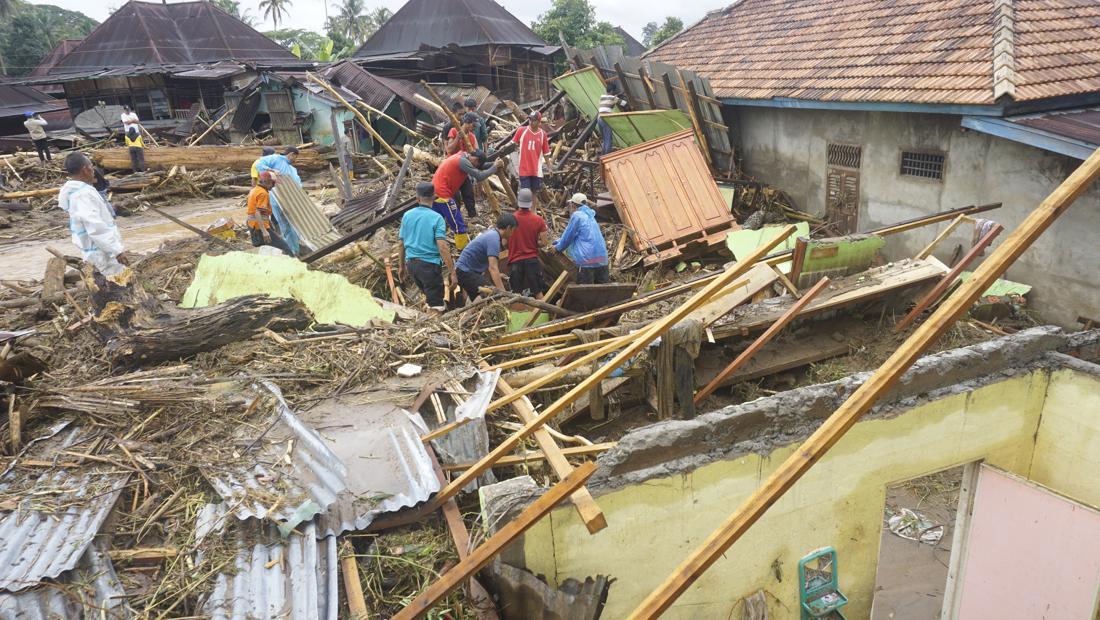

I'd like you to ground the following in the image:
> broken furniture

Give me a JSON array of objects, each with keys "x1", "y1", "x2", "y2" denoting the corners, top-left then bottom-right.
[{"x1": 799, "y1": 547, "x2": 848, "y2": 619}]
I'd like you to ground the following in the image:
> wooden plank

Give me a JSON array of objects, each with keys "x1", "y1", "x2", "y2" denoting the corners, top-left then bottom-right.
[
  {"x1": 493, "y1": 373, "x2": 607, "y2": 534},
  {"x1": 442, "y1": 226, "x2": 796, "y2": 502},
  {"x1": 894, "y1": 224, "x2": 1004, "y2": 332},
  {"x1": 694, "y1": 334, "x2": 849, "y2": 388},
  {"x1": 393, "y1": 462, "x2": 598, "y2": 619},
  {"x1": 441, "y1": 442, "x2": 617, "y2": 471},
  {"x1": 685, "y1": 264, "x2": 777, "y2": 325},
  {"x1": 486, "y1": 334, "x2": 626, "y2": 372},
  {"x1": 521, "y1": 271, "x2": 570, "y2": 329},
  {"x1": 559, "y1": 283, "x2": 637, "y2": 312},
  {"x1": 420, "y1": 417, "x2": 473, "y2": 442},
  {"x1": 916, "y1": 213, "x2": 968, "y2": 260},
  {"x1": 637, "y1": 67, "x2": 658, "y2": 109},
  {"x1": 480, "y1": 333, "x2": 576, "y2": 355},
  {"x1": 695, "y1": 277, "x2": 830, "y2": 403},
  {"x1": 340, "y1": 540, "x2": 369, "y2": 619},
  {"x1": 614, "y1": 63, "x2": 642, "y2": 111},
  {"x1": 627, "y1": 147, "x2": 1100, "y2": 619}
]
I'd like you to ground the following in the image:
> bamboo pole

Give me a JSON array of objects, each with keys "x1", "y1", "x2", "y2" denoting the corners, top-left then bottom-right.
[
  {"x1": 441, "y1": 442, "x2": 617, "y2": 471},
  {"x1": 628, "y1": 147, "x2": 1100, "y2": 619},
  {"x1": 916, "y1": 214, "x2": 970, "y2": 259},
  {"x1": 437, "y1": 226, "x2": 796, "y2": 503},
  {"x1": 340, "y1": 540, "x2": 369, "y2": 619},
  {"x1": 486, "y1": 334, "x2": 628, "y2": 372},
  {"x1": 186, "y1": 108, "x2": 231, "y2": 146},
  {"x1": 306, "y1": 72, "x2": 400, "y2": 159},
  {"x1": 354, "y1": 100, "x2": 429, "y2": 141},
  {"x1": 392, "y1": 462, "x2": 597, "y2": 619},
  {"x1": 694, "y1": 277, "x2": 830, "y2": 403}
]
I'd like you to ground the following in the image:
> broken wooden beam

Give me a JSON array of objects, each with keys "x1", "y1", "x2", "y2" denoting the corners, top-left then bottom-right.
[
  {"x1": 91, "y1": 145, "x2": 326, "y2": 172},
  {"x1": 340, "y1": 540, "x2": 369, "y2": 620},
  {"x1": 694, "y1": 277, "x2": 830, "y2": 403},
  {"x1": 393, "y1": 461, "x2": 597, "y2": 620},
  {"x1": 149, "y1": 207, "x2": 233, "y2": 248},
  {"x1": 626, "y1": 148, "x2": 1100, "y2": 620},
  {"x1": 306, "y1": 71, "x2": 400, "y2": 160},
  {"x1": 441, "y1": 442, "x2": 617, "y2": 471},
  {"x1": 916, "y1": 213, "x2": 969, "y2": 260}
]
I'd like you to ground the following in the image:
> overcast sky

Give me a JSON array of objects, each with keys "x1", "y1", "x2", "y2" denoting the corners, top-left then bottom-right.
[{"x1": 30, "y1": 0, "x2": 719, "y2": 42}]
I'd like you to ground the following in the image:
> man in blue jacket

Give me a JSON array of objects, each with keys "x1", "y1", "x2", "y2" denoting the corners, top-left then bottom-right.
[
  {"x1": 254, "y1": 146, "x2": 303, "y2": 254},
  {"x1": 552, "y1": 193, "x2": 610, "y2": 283}
]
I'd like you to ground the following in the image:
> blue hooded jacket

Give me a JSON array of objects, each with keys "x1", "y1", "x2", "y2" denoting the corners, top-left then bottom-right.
[{"x1": 553, "y1": 204, "x2": 607, "y2": 267}]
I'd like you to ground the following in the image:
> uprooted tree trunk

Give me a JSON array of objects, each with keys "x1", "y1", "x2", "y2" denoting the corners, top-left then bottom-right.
[{"x1": 87, "y1": 268, "x2": 311, "y2": 367}]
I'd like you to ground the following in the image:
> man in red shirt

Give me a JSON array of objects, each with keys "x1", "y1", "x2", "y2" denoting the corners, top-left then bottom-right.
[
  {"x1": 507, "y1": 188, "x2": 549, "y2": 298},
  {"x1": 511, "y1": 112, "x2": 550, "y2": 212},
  {"x1": 446, "y1": 112, "x2": 481, "y2": 217}
]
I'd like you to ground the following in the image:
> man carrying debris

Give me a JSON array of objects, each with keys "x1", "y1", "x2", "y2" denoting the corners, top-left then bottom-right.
[
  {"x1": 246, "y1": 172, "x2": 291, "y2": 254},
  {"x1": 397, "y1": 182, "x2": 458, "y2": 315},
  {"x1": 23, "y1": 112, "x2": 50, "y2": 162},
  {"x1": 455, "y1": 213, "x2": 517, "y2": 302},
  {"x1": 511, "y1": 111, "x2": 550, "y2": 211},
  {"x1": 439, "y1": 101, "x2": 465, "y2": 143},
  {"x1": 251, "y1": 146, "x2": 276, "y2": 186},
  {"x1": 124, "y1": 126, "x2": 145, "y2": 173},
  {"x1": 552, "y1": 193, "x2": 609, "y2": 284},
  {"x1": 254, "y1": 146, "x2": 304, "y2": 255},
  {"x1": 464, "y1": 97, "x2": 489, "y2": 147},
  {"x1": 508, "y1": 188, "x2": 548, "y2": 298},
  {"x1": 58, "y1": 152, "x2": 129, "y2": 276},
  {"x1": 446, "y1": 112, "x2": 482, "y2": 219},
  {"x1": 431, "y1": 149, "x2": 498, "y2": 249},
  {"x1": 597, "y1": 87, "x2": 623, "y2": 155}
]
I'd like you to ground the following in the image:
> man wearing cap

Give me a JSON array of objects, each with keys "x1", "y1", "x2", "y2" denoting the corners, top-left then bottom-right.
[
  {"x1": 464, "y1": 97, "x2": 489, "y2": 147},
  {"x1": 455, "y1": 213, "x2": 517, "y2": 302},
  {"x1": 245, "y1": 171, "x2": 291, "y2": 254},
  {"x1": 446, "y1": 111, "x2": 482, "y2": 218},
  {"x1": 431, "y1": 149, "x2": 498, "y2": 249},
  {"x1": 508, "y1": 188, "x2": 548, "y2": 299},
  {"x1": 398, "y1": 182, "x2": 458, "y2": 315},
  {"x1": 24, "y1": 112, "x2": 50, "y2": 162},
  {"x1": 552, "y1": 193, "x2": 610, "y2": 284},
  {"x1": 511, "y1": 112, "x2": 550, "y2": 212},
  {"x1": 251, "y1": 146, "x2": 277, "y2": 186}
]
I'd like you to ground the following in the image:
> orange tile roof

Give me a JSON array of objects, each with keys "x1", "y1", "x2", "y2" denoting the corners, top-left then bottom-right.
[{"x1": 646, "y1": 0, "x2": 1100, "y2": 105}]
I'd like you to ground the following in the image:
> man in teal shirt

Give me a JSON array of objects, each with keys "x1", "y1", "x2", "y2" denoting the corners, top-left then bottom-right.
[{"x1": 397, "y1": 182, "x2": 458, "y2": 314}]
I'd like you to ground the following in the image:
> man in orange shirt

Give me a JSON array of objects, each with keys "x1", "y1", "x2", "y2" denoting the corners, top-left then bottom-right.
[{"x1": 246, "y1": 172, "x2": 291, "y2": 254}]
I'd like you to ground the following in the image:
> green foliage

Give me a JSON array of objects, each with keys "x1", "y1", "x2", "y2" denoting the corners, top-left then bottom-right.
[
  {"x1": 531, "y1": 0, "x2": 624, "y2": 49},
  {"x1": 267, "y1": 28, "x2": 343, "y2": 61},
  {"x1": 210, "y1": 0, "x2": 240, "y2": 17},
  {"x1": 642, "y1": 16, "x2": 683, "y2": 48},
  {"x1": 328, "y1": 0, "x2": 390, "y2": 47},
  {"x1": 0, "y1": 2, "x2": 97, "y2": 76}
]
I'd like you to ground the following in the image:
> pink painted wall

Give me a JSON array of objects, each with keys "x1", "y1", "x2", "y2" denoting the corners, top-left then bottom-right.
[{"x1": 957, "y1": 466, "x2": 1100, "y2": 618}]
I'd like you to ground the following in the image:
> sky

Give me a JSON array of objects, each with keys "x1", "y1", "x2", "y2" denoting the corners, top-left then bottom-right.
[{"x1": 29, "y1": 0, "x2": 719, "y2": 42}]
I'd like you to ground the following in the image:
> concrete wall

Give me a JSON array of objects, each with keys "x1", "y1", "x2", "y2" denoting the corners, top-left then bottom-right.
[
  {"x1": 732, "y1": 106, "x2": 1100, "y2": 327},
  {"x1": 504, "y1": 330, "x2": 1100, "y2": 618}
]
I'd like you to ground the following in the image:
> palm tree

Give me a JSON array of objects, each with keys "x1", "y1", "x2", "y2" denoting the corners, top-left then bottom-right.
[
  {"x1": 0, "y1": 0, "x2": 15, "y2": 20},
  {"x1": 335, "y1": 0, "x2": 366, "y2": 44},
  {"x1": 259, "y1": 0, "x2": 292, "y2": 31}
]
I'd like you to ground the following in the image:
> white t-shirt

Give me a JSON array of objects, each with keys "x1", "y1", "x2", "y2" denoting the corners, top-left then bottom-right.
[{"x1": 120, "y1": 112, "x2": 140, "y2": 129}]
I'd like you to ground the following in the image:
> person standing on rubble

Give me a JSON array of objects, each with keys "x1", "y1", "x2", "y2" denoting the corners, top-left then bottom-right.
[
  {"x1": 464, "y1": 97, "x2": 489, "y2": 147},
  {"x1": 23, "y1": 112, "x2": 50, "y2": 162},
  {"x1": 511, "y1": 111, "x2": 550, "y2": 212},
  {"x1": 507, "y1": 188, "x2": 548, "y2": 299},
  {"x1": 254, "y1": 146, "x2": 304, "y2": 255},
  {"x1": 251, "y1": 146, "x2": 276, "y2": 186},
  {"x1": 58, "y1": 152, "x2": 129, "y2": 276},
  {"x1": 246, "y1": 171, "x2": 291, "y2": 254},
  {"x1": 431, "y1": 149, "x2": 497, "y2": 250},
  {"x1": 439, "y1": 101, "x2": 465, "y2": 143},
  {"x1": 124, "y1": 126, "x2": 145, "y2": 173},
  {"x1": 446, "y1": 112, "x2": 482, "y2": 218},
  {"x1": 598, "y1": 87, "x2": 623, "y2": 156},
  {"x1": 552, "y1": 193, "x2": 610, "y2": 284},
  {"x1": 454, "y1": 213, "x2": 517, "y2": 302},
  {"x1": 397, "y1": 182, "x2": 458, "y2": 315},
  {"x1": 120, "y1": 106, "x2": 140, "y2": 134}
]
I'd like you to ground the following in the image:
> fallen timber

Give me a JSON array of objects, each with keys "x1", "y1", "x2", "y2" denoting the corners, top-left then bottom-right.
[{"x1": 91, "y1": 145, "x2": 327, "y2": 172}]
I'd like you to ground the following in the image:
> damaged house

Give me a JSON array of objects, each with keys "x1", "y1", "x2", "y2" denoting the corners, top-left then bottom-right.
[{"x1": 647, "y1": 0, "x2": 1100, "y2": 327}]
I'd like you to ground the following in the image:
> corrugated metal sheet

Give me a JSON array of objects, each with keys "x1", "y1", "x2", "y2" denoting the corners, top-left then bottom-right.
[
  {"x1": 0, "y1": 423, "x2": 130, "y2": 593},
  {"x1": 0, "y1": 85, "x2": 66, "y2": 119},
  {"x1": 354, "y1": 0, "x2": 547, "y2": 58},
  {"x1": 602, "y1": 129, "x2": 739, "y2": 265},
  {"x1": 324, "y1": 61, "x2": 397, "y2": 111},
  {"x1": 1012, "y1": 107, "x2": 1100, "y2": 147},
  {"x1": 51, "y1": 1, "x2": 295, "y2": 74},
  {"x1": 271, "y1": 180, "x2": 342, "y2": 253},
  {"x1": 0, "y1": 542, "x2": 129, "y2": 618},
  {"x1": 172, "y1": 62, "x2": 247, "y2": 79},
  {"x1": 196, "y1": 504, "x2": 338, "y2": 620},
  {"x1": 430, "y1": 370, "x2": 499, "y2": 494},
  {"x1": 29, "y1": 39, "x2": 82, "y2": 77}
]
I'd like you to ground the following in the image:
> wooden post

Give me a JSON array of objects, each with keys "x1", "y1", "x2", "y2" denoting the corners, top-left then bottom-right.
[
  {"x1": 673, "y1": 346, "x2": 695, "y2": 419},
  {"x1": 655, "y1": 336, "x2": 676, "y2": 419},
  {"x1": 521, "y1": 270, "x2": 570, "y2": 329},
  {"x1": 149, "y1": 207, "x2": 233, "y2": 247},
  {"x1": 340, "y1": 540, "x2": 369, "y2": 619},
  {"x1": 694, "y1": 277, "x2": 831, "y2": 403},
  {"x1": 683, "y1": 78, "x2": 713, "y2": 168},
  {"x1": 894, "y1": 223, "x2": 1004, "y2": 332},
  {"x1": 392, "y1": 462, "x2": 597, "y2": 620},
  {"x1": 306, "y1": 72, "x2": 400, "y2": 160},
  {"x1": 384, "y1": 145, "x2": 414, "y2": 214},
  {"x1": 491, "y1": 372, "x2": 607, "y2": 533},
  {"x1": 613, "y1": 63, "x2": 641, "y2": 111},
  {"x1": 661, "y1": 73, "x2": 679, "y2": 112},
  {"x1": 437, "y1": 226, "x2": 796, "y2": 503},
  {"x1": 637, "y1": 67, "x2": 658, "y2": 109},
  {"x1": 627, "y1": 147, "x2": 1100, "y2": 619},
  {"x1": 788, "y1": 237, "x2": 808, "y2": 286},
  {"x1": 186, "y1": 108, "x2": 231, "y2": 146},
  {"x1": 916, "y1": 214, "x2": 969, "y2": 259},
  {"x1": 329, "y1": 110, "x2": 353, "y2": 201}
]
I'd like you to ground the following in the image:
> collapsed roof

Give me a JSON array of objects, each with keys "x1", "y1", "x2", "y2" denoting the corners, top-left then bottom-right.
[
  {"x1": 0, "y1": 85, "x2": 67, "y2": 119},
  {"x1": 353, "y1": 0, "x2": 548, "y2": 58},
  {"x1": 49, "y1": 0, "x2": 296, "y2": 75}
]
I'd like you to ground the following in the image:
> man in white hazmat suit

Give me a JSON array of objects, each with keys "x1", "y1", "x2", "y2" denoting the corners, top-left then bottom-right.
[{"x1": 58, "y1": 152, "x2": 129, "y2": 275}]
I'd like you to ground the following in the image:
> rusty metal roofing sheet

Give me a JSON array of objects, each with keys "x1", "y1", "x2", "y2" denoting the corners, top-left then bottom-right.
[
  {"x1": 51, "y1": 1, "x2": 295, "y2": 74},
  {"x1": 354, "y1": 0, "x2": 547, "y2": 58},
  {"x1": 646, "y1": 0, "x2": 1100, "y2": 104},
  {"x1": 602, "y1": 129, "x2": 739, "y2": 265},
  {"x1": 0, "y1": 422, "x2": 130, "y2": 593},
  {"x1": 1012, "y1": 107, "x2": 1100, "y2": 146},
  {"x1": 0, "y1": 85, "x2": 66, "y2": 118},
  {"x1": 323, "y1": 61, "x2": 397, "y2": 111},
  {"x1": 0, "y1": 542, "x2": 129, "y2": 618},
  {"x1": 172, "y1": 62, "x2": 247, "y2": 79},
  {"x1": 196, "y1": 504, "x2": 338, "y2": 620},
  {"x1": 29, "y1": 39, "x2": 82, "y2": 77}
]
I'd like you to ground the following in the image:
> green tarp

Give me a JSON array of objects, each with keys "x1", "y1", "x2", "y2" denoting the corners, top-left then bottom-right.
[
  {"x1": 726, "y1": 223, "x2": 810, "y2": 274},
  {"x1": 181, "y1": 251, "x2": 395, "y2": 326},
  {"x1": 959, "y1": 272, "x2": 1032, "y2": 297},
  {"x1": 601, "y1": 110, "x2": 693, "y2": 147}
]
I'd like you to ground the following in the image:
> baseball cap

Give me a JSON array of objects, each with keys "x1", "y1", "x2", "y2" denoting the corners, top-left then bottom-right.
[
  {"x1": 464, "y1": 97, "x2": 477, "y2": 107},
  {"x1": 415, "y1": 181, "x2": 435, "y2": 199},
  {"x1": 461, "y1": 112, "x2": 479, "y2": 124},
  {"x1": 569, "y1": 192, "x2": 588, "y2": 205},
  {"x1": 517, "y1": 188, "x2": 533, "y2": 209},
  {"x1": 23, "y1": 111, "x2": 33, "y2": 117},
  {"x1": 530, "y1": 111, "x2": 542, "y2": 121}
]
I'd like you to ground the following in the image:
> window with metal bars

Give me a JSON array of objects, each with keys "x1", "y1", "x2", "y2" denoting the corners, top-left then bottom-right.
[
  {"x1": 826, "y1": 143, "x2": 862, "y2": 169},
  {"x1": 900, "y1": 150, "x2": 946, "y2": 180}
]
